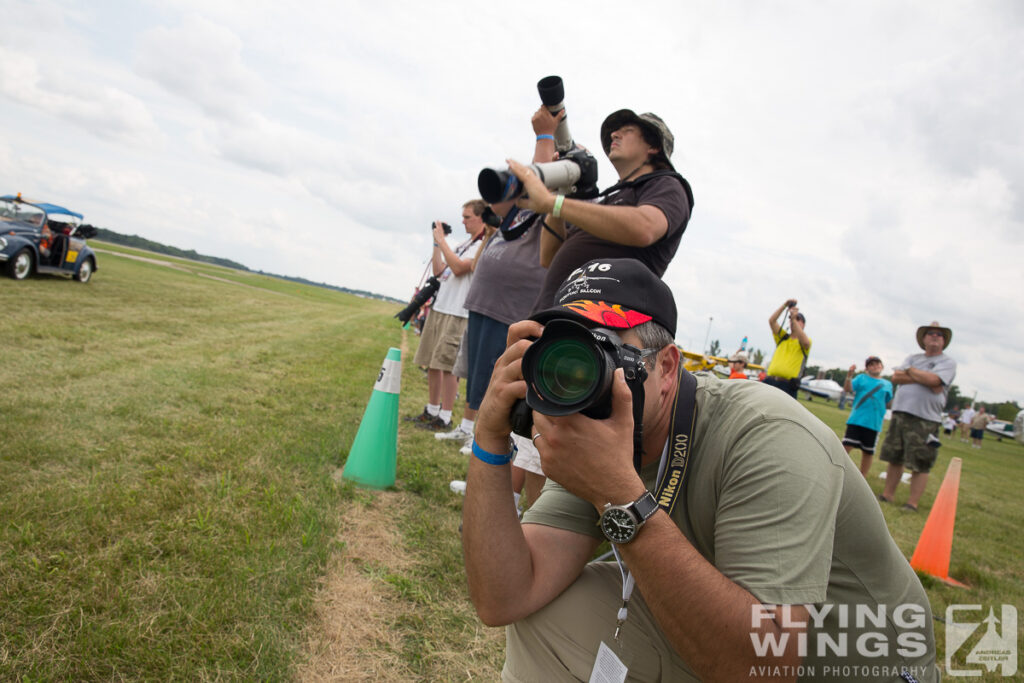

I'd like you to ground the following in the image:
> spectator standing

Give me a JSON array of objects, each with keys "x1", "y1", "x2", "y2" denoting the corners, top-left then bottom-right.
[
  {"x1": 406, "y1": 201, "x2": 487, "y2": 430},
  {"x1": 958, "y1": 404, "x2": 976, "y2": 443},
  {"x1": 726, "y1": 352, "x2": 748, "y2": 379},
  {"x1": 841, "y1": 356, "x2": 893, "y2": 477},
  {"x1": 879, "y1": 321, "x2": 957, "y2": 511},
  {"x1": 764, "y1": 299, "x2": 811, "y2": 398},
  {"x1": 969, "y1": 406, "x2": 994, "y2": 449}
]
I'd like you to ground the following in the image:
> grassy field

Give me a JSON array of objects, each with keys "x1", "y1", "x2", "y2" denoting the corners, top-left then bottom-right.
[
  {"x1": 0, "y1": 245, "x2": 499, "y2": 680},
  {"x1": 1, "y1": 243, "x2": 1021, "y2": 680}
]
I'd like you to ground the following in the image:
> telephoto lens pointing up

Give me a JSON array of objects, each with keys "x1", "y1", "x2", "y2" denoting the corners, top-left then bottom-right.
[{"x1": 537, "y1": 75, "x2": 572, "y2": 153}]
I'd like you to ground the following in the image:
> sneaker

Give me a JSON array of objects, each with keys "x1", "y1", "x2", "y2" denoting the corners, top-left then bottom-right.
[
  {"x1": 404, "y1": 409, "x2": 433, "y2": 424},
  {"x1": 449, "y1": 480, "x2": 467, "y2": 495},
  {"x1": 435, "y1": 425, "x2": 474, "y2": 442},
  {"x1": 417, "y1": 416, "x2": 451, "y2": 431},
  {"x1": 459, "y1": 443, "x2": 472, "y2": 456}
]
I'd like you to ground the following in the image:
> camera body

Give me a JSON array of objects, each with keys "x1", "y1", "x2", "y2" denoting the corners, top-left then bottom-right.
[
  {"x1": 434, "y1": 222, "x2": 452, "y2": 236},
  {"x1": 510, "y1": 318, "x2": 648, "y2": 437}
]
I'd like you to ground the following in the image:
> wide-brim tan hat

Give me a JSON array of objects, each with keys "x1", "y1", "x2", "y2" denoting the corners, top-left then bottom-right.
[{"x1": 916, "y1": 320, "x2": 952, "y2": 350}]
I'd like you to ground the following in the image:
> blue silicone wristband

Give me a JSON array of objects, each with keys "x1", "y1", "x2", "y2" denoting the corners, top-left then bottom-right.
[
  {"x1": 536, "y1": 134, "x2": 554, "y2": 141},
  {"x1": 471, "y1": 440, "x2": 514, "y2": 466}
]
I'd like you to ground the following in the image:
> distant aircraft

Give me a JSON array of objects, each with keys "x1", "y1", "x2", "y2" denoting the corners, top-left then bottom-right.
[
  {"x1": 799, "y1": 377, "x2": 844, "y2": 402},
  {"x1": 677, "y1": 348, "x2": 764, "y2": 376},
  {"x1": 985, "y1": 419, "x2": 1019, "y2": 442}
]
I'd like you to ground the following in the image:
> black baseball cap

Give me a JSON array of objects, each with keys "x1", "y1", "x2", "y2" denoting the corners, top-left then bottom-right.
[
  {"x1": 531, "y1": 258, "x2": 677, "y2": 337},
  {"x1": 865, "y1": 356, "x2": 883, "y2": 366}
]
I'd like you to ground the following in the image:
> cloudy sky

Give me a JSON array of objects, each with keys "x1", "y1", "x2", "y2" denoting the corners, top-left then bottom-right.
[{"x1": 2, "y1": 0, "x2": 1021, "y2": 404}]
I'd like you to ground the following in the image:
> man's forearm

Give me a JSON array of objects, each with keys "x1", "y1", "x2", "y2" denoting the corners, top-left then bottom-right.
[
  {"x1": 554, "y1": 199, "x2": 667, "y2": 247},
  {"x1": 438, "y1": 240, "x2": 472, "y2": 276},
  {"x1": 905, "y1": 367, "x2": 942, "y2": 388},
  {"x1": 462, "y1": 456, "x2": 532, "y2": 625},
  {"x1": 619, "y1": 515, "x2": 805, "y2": 681}
]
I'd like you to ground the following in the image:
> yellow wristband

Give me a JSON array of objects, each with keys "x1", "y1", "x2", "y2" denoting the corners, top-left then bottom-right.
[{"x1": 552, "y1": 194, "x2": 565, "y2": 218}]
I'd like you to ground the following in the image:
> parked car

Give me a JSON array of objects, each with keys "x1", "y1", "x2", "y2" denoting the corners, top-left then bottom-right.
[{"x1": 0, "y1": 193, "x2": 98, "y2": 282}]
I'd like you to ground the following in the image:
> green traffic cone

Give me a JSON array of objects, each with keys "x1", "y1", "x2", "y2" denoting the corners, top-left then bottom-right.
[{"x1": 342, "y1": 347, "x2": 401, "y2": 489}]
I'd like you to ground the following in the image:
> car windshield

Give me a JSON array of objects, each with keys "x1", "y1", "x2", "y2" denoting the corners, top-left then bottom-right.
[{"x1": 0, "y1": 199, "x2": 45, "y2": 227}]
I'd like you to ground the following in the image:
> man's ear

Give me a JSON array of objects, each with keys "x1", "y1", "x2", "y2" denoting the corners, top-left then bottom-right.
[{"x1": 660, "y1": 344, "x2": 680, "y2": 380}]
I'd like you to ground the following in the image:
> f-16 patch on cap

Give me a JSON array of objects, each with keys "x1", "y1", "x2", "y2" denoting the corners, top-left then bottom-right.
[{"x1": 531, "y1": 258, "x2": 677, "y2": 337}]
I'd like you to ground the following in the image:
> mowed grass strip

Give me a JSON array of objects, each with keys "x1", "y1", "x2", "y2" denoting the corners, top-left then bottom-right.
[{"x1": 0, "y1": 251, "x2": 401, "y2": 679}]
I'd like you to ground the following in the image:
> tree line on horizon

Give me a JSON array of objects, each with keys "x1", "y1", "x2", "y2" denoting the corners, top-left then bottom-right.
[{"x1": 92, "y1": 227, "x2": 401, "y2": 303}]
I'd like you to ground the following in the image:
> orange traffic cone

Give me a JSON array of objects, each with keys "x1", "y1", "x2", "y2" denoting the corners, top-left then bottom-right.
[{"x1": 910, "y1": 457, "x2": 967, "y2": 587}]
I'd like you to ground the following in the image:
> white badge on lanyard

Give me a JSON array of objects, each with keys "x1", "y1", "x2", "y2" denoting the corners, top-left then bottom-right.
[
  {"x1": 589, "y1": 440, "x2": 672, "y2": 682},
  {"x1": 589, "y1": 641, "x2": 628, "y2": 683}
]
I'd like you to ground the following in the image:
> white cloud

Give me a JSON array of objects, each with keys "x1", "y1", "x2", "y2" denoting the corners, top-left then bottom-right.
[
  {"x1": 135, "y1": 14, "x2": 262, "y2": 122},
  {"x1": 0, "y1": 45, "x2": 161, "y2": 146}
]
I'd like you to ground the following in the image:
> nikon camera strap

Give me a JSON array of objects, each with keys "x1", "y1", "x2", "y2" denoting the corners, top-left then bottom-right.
[{"x1": 653, "y1": 366, "x2": 698, "y2": 515}]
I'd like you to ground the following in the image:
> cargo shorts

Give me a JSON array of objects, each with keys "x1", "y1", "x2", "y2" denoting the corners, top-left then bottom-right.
[{"x1": 879, "y1": 411, "x2": 942, "y2": 473}]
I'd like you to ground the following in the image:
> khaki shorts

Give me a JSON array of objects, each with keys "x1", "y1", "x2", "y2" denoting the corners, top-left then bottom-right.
[
  {"x1": 879, "y1": 411, "x2": 941, "y2": 473},
  {"x1": 413, "y1": 310, "x2": 467, "y2": 372},
  {"x1": 503, "y1": 562, "x2": 697, "y2": 682}
]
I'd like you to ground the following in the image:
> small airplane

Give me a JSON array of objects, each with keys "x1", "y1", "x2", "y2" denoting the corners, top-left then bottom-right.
[
  {"x1": 798, "y1": 377, "x2": 844, "y2": 402},
  {"x1": 678, "y1": 348, "x2": 764, "y2": 376},
  {"x1": 985, "y1": 419, "x2": 1019, "y2": 442}
]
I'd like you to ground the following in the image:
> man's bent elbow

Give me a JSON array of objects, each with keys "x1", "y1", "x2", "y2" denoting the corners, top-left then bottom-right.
[{"x1": 471, "y1": 597, "x2": 519, "y2": 627}]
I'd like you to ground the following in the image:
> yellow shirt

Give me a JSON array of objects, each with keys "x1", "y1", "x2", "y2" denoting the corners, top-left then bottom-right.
[{"x1": 766, "y1": 329, "x2": 811, "y2": 379}]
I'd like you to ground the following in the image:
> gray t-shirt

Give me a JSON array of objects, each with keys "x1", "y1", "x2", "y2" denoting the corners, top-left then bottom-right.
[
  {"x1": 463, "y1": 212, "x2": 547, "y2": 325},
  {"x1": 523, "y1": 373, "x2": 937, "y2": 681},
  {"x1": 891, "y1": 352, "x2": 957, "y2": 423}
]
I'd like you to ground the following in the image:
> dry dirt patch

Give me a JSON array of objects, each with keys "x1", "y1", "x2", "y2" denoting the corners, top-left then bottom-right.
[{"x1": 298, "y1": 491, "x2": 415, "y2": 681}]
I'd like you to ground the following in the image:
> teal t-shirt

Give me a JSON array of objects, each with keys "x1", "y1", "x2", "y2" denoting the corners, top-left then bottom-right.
[{"x1": 846, "y1": 374, "x2": 893, "y2": 432}]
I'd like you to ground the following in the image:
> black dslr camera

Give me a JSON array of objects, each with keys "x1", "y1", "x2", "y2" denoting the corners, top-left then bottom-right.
[
  {"x1": 510, "y1": 319, "x2": 648, "y2": 437},
  {"x1": 435, "y1": 221, "x2": 452, "y2": 235}
]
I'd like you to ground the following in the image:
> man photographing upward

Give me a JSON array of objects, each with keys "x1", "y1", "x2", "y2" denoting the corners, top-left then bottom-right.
[
  {"x1": 508, "y1": 108, "x2": 693, "y2": 313},
  {"x1": 462, "y1": 259, "x2": 936, "y2": 681},
  {"x1": 765, "y1": 298, "x2": 812, "y2": 398}
]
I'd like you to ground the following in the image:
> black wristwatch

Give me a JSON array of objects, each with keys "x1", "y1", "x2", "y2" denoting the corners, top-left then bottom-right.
[{"x1": 598, "y1": 491, "x2": 660, "y2": 544}]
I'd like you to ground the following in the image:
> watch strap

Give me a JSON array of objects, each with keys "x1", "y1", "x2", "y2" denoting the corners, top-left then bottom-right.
[{"x1": 632, "y1": 491, "x2": 659, "y2": 523}]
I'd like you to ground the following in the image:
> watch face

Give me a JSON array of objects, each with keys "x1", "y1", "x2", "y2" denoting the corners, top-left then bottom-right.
[{"x1": 600, "y1": 506, "x2": 638, "y2": 544}]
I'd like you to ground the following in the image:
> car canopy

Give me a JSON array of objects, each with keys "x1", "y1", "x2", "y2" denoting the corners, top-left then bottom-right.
[{"x1": 0, "y1": 195, "x2": 83, "y2": 220}]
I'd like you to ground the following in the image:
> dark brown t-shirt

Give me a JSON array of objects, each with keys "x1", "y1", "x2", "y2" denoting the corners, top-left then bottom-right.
[{"x1": 531, "y1": 173, "x2": 691, "y2": 313}]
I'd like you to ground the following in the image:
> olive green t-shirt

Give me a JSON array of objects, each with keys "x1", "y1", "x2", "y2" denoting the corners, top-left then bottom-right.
[{"x1": 522, "y1": 373, "x2": 937, "y2": 681}]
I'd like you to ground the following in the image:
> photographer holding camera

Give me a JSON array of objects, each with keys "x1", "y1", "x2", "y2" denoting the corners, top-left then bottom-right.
[
  {"x1": 505, "y1": 106, "x2": 693, "y2": 314},
  {"x1": 765, "y1": 298, "x2": 812, "y2": 399},
  {"x1": 406, "y1": 201, "x2": 487, "y2": 430},
  {"x1": 461, "y1": 259, "x2": 937, "y2": 681}
]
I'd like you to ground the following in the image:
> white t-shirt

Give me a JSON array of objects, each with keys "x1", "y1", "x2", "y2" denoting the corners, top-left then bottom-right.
[
  {"x1": 431, "y1": 237, "x2": 481, "y2": 318},
  {"x1": 959, "y1": 407, "x2": 976, "y2": 425}
]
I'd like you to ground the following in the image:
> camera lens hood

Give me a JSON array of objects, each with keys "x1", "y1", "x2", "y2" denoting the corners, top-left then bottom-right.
[{"x1": 537, "y1": 76, "x2": 564, "y2": 108}]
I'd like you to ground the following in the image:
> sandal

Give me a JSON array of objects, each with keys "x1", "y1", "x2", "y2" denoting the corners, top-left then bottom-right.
[
  {"x1": 901, "y1": 503, "x2": 918, "y2": 512},
  {"x1": 879, "y1": 494, "x2": 894, "y2": 504}
]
